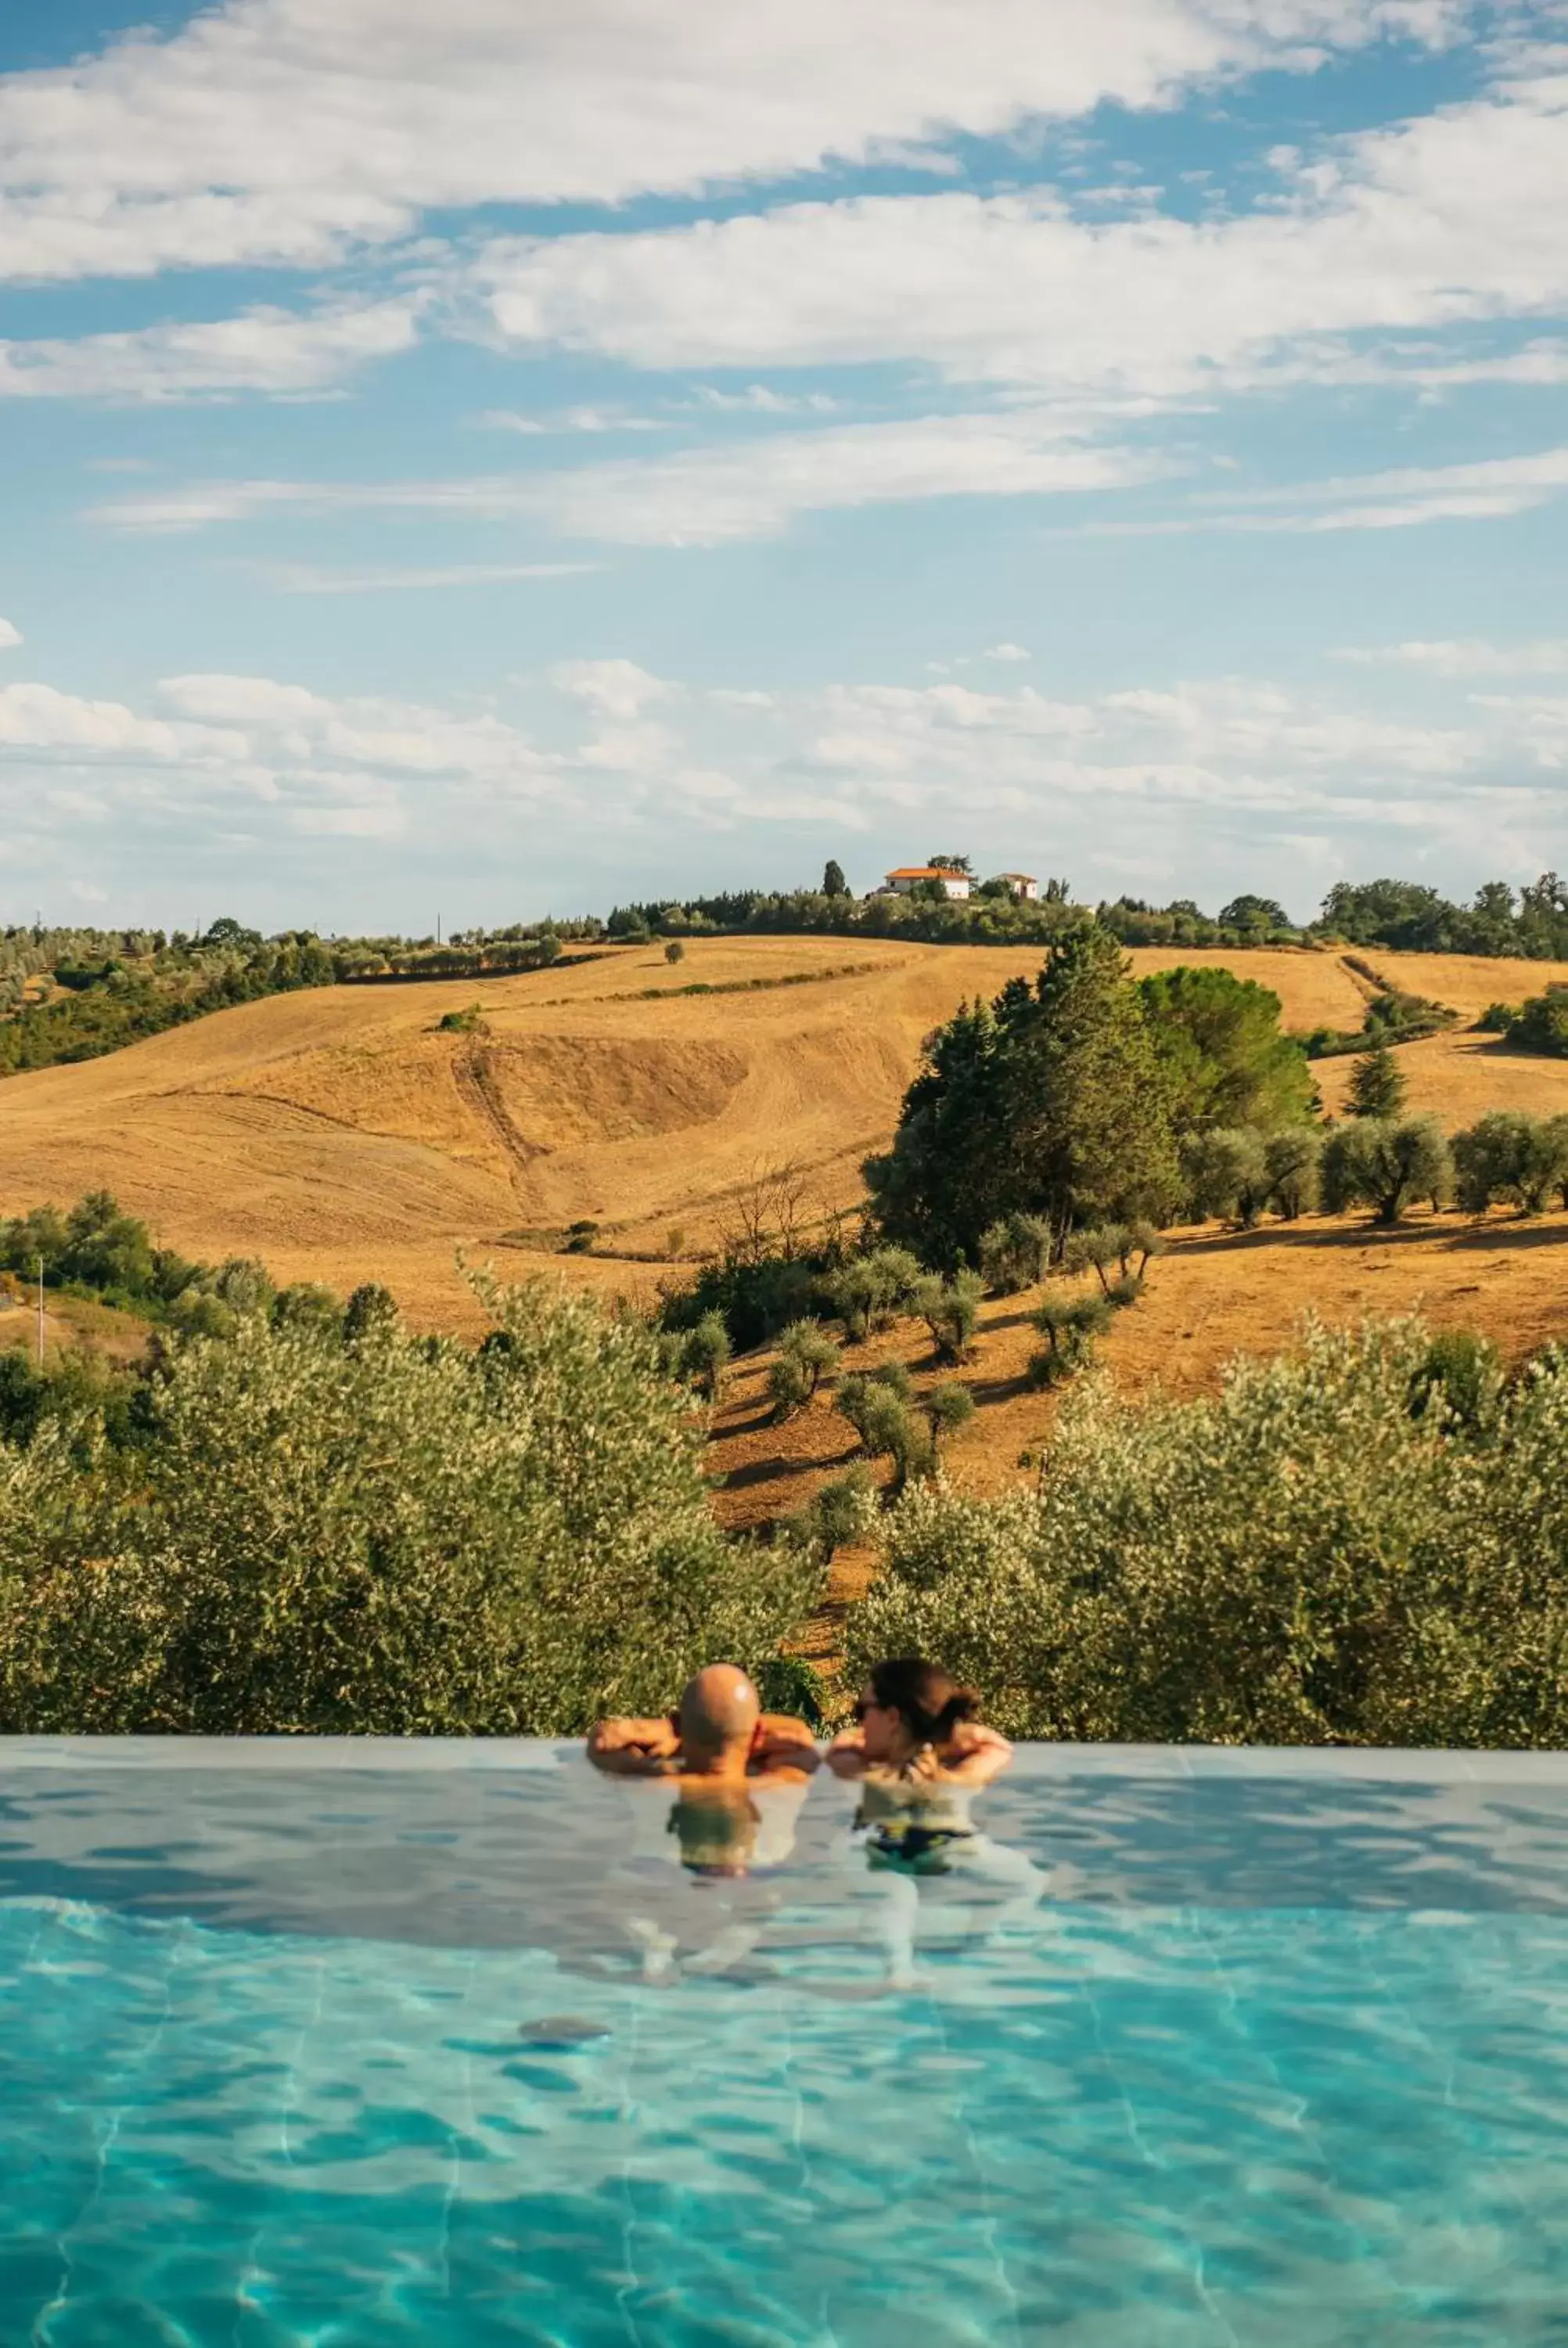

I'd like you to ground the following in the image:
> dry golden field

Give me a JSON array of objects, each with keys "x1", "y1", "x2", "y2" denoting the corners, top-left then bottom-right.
[{"x1": 2, "y1": 935, "x2": 1566, "y2": 1381}]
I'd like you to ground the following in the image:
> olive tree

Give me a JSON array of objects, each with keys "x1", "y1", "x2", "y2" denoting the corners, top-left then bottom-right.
[
  {"x1": 1321, "y1": 1116, "x2": 1453, "y2": 1226},
  {"x1": 1452, "y1": 1112, "x2": 1568, "y2": 1216},
  {"x1": 978, "y1": 1212, "x2": 1052, "y2": 1295},
  {"x1": 1263, "y1": 1128, "x2": 1322, "y2": 1220},
  {"x1": 849, "y1": 1320, "x2": 1568, "y2": 1748},
  {"x1": 0, "y1": 1274, "x2": 817, "y2": 1734},
  {"x1": 910, "y1": 1269, "x2": 984, "y2": 1363},
  {"x1": 1180, "y1": 1127, "x2": 1271, "y2": 1226}
]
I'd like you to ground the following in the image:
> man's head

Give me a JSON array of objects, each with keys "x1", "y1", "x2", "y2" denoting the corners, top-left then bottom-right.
[{"x1": 676, "y1": 1663, "x2": 761, "y2": 1770}]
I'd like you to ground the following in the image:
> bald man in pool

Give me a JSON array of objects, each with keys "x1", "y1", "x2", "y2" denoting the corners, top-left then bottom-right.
[
  {"x1": 587, "y1": 1663, "x2": 818, "y2": 1788},
  {"x1": 590, "y1": 1669, "x2": 818, "y2": 1968}
]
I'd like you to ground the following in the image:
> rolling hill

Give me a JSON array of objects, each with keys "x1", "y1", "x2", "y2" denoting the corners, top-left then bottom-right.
[{"x1": 2, "y1": 935, "x2": 1566, "y2": 1338}]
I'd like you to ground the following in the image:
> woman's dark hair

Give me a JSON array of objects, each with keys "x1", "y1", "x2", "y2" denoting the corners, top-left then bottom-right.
[{"x1": 869, "y1": 1655, "x2": 980, "y2": 1745}]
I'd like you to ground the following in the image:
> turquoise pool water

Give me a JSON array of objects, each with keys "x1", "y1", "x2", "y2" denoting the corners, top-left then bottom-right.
[{"x1": 4, "y1": 1743, "x2": 1568, "y2": 2345}]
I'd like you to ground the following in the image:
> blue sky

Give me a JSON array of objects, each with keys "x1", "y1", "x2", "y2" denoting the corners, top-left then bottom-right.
[{"x1": 1, "y1": 1, "x2": 1566, "y2": 933}]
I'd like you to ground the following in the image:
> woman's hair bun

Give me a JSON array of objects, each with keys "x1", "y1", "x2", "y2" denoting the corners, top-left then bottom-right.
[{"x1": 869, "y1": 1656, "x2": 982, "y2": 1742}]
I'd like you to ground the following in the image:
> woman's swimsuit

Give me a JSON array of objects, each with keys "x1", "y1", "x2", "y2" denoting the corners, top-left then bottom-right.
[{"x1": 853, "y1": 1781, "x2": 979, "y2": 1874}]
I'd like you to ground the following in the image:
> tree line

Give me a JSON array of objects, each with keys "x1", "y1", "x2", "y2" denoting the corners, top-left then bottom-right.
[
  {"x1": 9, "y1": 867, "x2": 1568, "y2": 1084},
  {"x1": 607, "y1": 866, "x2": 1568, "y2": 960},
  {"x1": 0, "y1": 918, "x2": 572, "y2": 1079}
]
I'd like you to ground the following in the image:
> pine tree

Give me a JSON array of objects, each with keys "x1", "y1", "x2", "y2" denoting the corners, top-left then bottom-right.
[
  {"x1": 822, "y1": 859, "x2": 849, "y2": 897},
  {"x1": 1347, "y1": 1039, "x2": 1407, "y2": 1119},
  {"x1": 864, "y1": 924, "x2": 1180, "y2": 1264}
]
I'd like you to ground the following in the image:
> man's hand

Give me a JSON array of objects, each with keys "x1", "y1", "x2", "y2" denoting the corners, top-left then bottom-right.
[{"x1": 587, "y1": 1716, "x2": 681, "y2": 1776}]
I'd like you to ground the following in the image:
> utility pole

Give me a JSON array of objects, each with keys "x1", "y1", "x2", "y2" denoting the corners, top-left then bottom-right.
[{"x1": 35, "y1": 1255, "x2": 44, "y2": 1368}]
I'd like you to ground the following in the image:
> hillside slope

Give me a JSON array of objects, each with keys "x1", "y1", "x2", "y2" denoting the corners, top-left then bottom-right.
[{"x1": 2, "y1": 936, "x2": 1566, "y2": 1330}]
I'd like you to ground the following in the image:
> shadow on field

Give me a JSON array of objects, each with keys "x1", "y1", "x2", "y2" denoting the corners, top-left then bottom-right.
[{"x1": 1176, "y1": 1215, "x2": 1568, "y2": 1261}]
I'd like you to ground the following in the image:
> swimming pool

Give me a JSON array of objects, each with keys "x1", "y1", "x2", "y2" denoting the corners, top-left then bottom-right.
[{"x1": 4, "y1": 1741, "x2": 1568, "y2": 2346}]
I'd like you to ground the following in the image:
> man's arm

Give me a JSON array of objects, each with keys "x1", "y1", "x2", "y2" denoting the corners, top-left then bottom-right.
[
  {"x1": 587, "y1": 1716, "x2": 681, "y2": 1776},
  {"x1": 824, "y1": 1727, "x2": 869, "y2": 1781},
  {"x1": 753, "y1": 1712, "x2": 821, "y2": 1771}
]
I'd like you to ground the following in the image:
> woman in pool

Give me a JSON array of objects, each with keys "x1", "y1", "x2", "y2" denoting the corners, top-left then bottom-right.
[
  {"x1": 827, "y1": 1656, "x2": 1038, "y2": 1986},
  {"x1": 828, "y1": 1656, "x2": 1012, "y2": 1798}
]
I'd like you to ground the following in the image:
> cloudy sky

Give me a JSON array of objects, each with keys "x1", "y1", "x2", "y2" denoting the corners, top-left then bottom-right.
[{"x1": 2, "y1": 0, "x2": 1566, "y2": 931}]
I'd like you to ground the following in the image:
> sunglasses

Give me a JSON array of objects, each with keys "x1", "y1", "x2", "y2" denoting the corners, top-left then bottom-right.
[{"x1": 852, "y1": 1695, "x2": 883, "y2": 1723}]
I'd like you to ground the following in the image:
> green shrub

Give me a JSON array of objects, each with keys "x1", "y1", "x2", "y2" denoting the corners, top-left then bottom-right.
[
  {"x1": 822, "y1": 1246, "x2": 922, "y2": 1340},
  {"x1": 978, "y1": 1212, "x2": 1052, "y2": 1295},
  {"x1": 1124, "y1": 1219, "x2": 1167, "y2": 1273},
  {"x1": 924, "y1": 1381, "x2": 975, "y2": 1446},
  {"x1": 1027, "y1": 1291, "x2": 1112, "y2": 1387},
  {"x1": 752, "y1": 1652, "x2": 828, "y2": 1727},
  {"x1": 777, "y1": 1318, "x2": 840, "y2": 1397},
  {"x1": 343, "y1": 1284, "x2": 399, "y2": 1343},
  {"x1": 1476, "y1": 1002, "x2": 1520, "y2": 1035},
  {"x1": 0, "y1": 1275, "x2": 818, "y2": 1734},
  {"x1": 775, "y1": 1466, "x2": 879, "y2": 1568},
  {"x1": 1062, "y1": 1224, "x2": 1127, "y2": 1293},
  {"x1": 848, "y1": 1318, "x2": 1568, "y2": 1747},
  {"x1": 271, "y1": 1281, "x2": 343, "y2": 1334},
  {"x1": 437, "y1": 1003, "x2": 487, "y2": 1033},
  {"x1": 911, "y1": 1269, "x2": 984, "y2": 1363},
  {"x1": 664, "y1": 940, "x2": 685, "y2": 964},
  {"x1": 835, "y1": 1372, "x2": 930, "y2": 1488},
  {"x1": 1321, "y1": 1115, "x2": 1453, "y2": 1224},
  {"x1": 1263, "y1": 1128, "x2": 1321, "y2": 1219},
  {"x1": 1409, "y1": 1328, "x2": 1503, "y2": 1439},
  {"x1": 680, "y1": 1309, "x2": 732, "y2": 1400},
  {"x1": 1507, "y1": 986, "x2": 1568, "y2": 1057},
  {"x1": 564, "y1": 1219, "x2": 600, "y2": 1254},
  {"x1": 1179, "y1": 1126, "x2": 1271, "y2": 1226},
  {"x1": 766, "y1": 1353, "x2": 814, "y2": 1418},
  {"x1": 1452, "y1": 1112, "x2": 1568, "y2": 1216}
]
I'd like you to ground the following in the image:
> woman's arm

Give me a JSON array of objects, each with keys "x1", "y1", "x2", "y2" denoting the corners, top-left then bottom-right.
[{"x1": 938, "y1": 1723, "x2": 1014, "y2": 1787}]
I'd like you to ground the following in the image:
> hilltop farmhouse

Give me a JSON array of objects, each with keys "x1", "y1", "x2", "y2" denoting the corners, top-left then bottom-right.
[
  {"x1": 883, "y1": 864, "x2": 972, "y2": 901},
  {"x1": 878, "y1": 866, "x2": 1038, "y2": 902}
]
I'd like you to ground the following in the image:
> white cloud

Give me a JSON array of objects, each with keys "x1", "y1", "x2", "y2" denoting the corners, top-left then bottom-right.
[
  {"x1": 9, "y1": 639, "x2": 1568, "y2": 896},
  {"x1": 262, "y1": 560, "x2": 599, "y2": 594},
  {"x1": 476, "y1": 79, "x2": 1568, "y2": 399},
  {"x1": 548, "y1": 659, "x2": 677, "y2": 720},
  {"x1": 159, "y1": 675, "x2": 337, "y2": 728},
  {"x1": 89, "y1": 410, "x2": 1169, "y2": 545},
  {"x1": 1047, "y1": 442, "x2": 1568, "y2": 538},
  {"x1": 1212, "y1": 445, "x2": 1568, "y2": 531},
  {"x1": 0, "y1": 618, "x2": 20, "y2": 649},
  {"x1": 530, "y1": 412, "x2": 1165, "y2": 542},
  {"x1": 477, "y1": 406, "x2": 668, "y2": 435},
  {"x1": 692, "y1": 384, "x2": 839, "y2": 413},
  {"x1": 0, "y1": 300, "x2": 419, "y2": 401},
  {"x1": 982, "y1": 642, "x2": 1030, "y2": 662},
  {"x1": 0, "y1": 0, "x2": 1455, "y2": 283},
  {"x1": 0, "y1": 679, "x2": 244, "y2": 760},
  {"x1": 1336, "y1": 636, "x2": 1568, "y2": 675}
]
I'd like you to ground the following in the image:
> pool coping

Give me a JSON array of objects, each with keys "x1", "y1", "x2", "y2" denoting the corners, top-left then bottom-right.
[{"x1": 4, "y1": 1738, "x2": 1568, "y2": 1781}]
